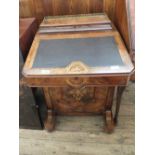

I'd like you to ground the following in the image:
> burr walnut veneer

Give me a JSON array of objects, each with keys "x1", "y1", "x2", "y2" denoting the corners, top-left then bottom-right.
[{"x1": 23, "y1": 14, "x2": 134, "y2": 133}]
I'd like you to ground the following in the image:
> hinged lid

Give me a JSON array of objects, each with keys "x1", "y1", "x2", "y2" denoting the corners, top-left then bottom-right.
[{"x1": 23, "y1": 14, "x2": 134, "y2": 77}]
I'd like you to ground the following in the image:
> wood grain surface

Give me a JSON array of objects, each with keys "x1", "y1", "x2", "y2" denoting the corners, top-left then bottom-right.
[
  {"x1": 19, "y1": 0, "x2": 104, "y2": 24},
  {"x1": 114, "y1": 0, "x2": 130, "y2": 52}
]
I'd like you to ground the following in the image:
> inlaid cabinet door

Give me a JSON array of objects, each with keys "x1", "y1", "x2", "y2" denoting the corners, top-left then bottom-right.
[{"x1": 48, "y1": 86, "x2": 108, "y2": 115}]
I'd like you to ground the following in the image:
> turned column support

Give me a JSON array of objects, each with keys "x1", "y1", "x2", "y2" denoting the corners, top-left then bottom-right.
[
  {"x1": 104, "y1": 110, "x2": 114, "y2": 133},
  {"x1": 114, "y1": 86, "x2": 126, "y2": 125},
  {"x1": 103, "y1": 87, "x2": 115, "y2": 133},
  {"x1": 43, "y1": 87, "x2": 55, "y2": 132}
]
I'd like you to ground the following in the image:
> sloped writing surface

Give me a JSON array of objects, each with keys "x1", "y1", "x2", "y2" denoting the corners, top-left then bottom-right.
[{"x1": 33, "y1": 36, "x2": 124, "y2": 69}]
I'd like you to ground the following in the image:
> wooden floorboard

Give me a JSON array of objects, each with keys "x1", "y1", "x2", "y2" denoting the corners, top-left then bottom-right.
[{"x1": 20, "y1": 82, "x2": 135, "y2": 155}]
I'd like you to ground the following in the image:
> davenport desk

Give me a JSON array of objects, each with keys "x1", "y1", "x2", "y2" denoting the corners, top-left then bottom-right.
[{"x1": 22, "y1": 14, "x2": 134, "y2": 133}]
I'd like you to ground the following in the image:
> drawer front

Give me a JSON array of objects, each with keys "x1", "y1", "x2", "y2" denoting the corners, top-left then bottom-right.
[{"x1": 25, "y1": 75, "x2": 129, "y2": 87}]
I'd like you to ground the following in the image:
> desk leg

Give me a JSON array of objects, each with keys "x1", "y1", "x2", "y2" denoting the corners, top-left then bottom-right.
[
  {"x1": 114, "y1": 86, "x2": 126, "y2": 125},
  {"x1": 43, "y1": 87, "x2": 55, "y2": 132},
  {"x1": 104, "y1": 87, "x2": 115, "y2": 133}
]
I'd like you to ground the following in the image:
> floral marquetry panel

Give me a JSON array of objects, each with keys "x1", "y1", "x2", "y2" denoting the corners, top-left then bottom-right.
[{"x1": 48, "y1": 86, "x2": 108, "y2": 115}]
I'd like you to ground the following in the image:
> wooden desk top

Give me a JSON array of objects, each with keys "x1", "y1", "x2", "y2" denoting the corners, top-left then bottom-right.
[{"x1": 23, "y1": 14, "x2": 134, "y2": 77}]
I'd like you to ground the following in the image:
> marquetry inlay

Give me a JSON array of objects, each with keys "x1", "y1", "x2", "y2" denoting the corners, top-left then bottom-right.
[{"x1": 65, "y1": 61, "x2": 89, "y2": 74}]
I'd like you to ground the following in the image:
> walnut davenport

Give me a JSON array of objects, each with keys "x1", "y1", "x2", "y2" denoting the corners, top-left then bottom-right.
[{"x1": 22, "y1": 14, "x2": 134, "y2": 133}]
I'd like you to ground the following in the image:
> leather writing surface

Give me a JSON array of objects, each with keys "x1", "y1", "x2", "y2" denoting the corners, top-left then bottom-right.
[{"x1": 33, "y1": 37, "x2": 124, "y2": 68}]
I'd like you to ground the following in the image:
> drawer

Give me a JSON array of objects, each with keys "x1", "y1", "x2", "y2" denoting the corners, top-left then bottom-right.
[{"x1": 25, "y1": 75, "x2": 129, "y2": 87}]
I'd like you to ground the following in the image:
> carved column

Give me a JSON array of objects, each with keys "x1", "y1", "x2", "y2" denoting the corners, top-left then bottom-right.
[
  {"x1": 43, "y1": 87, "x2": 55, "y2": 131},
  {"x1": 114, "y1": 86, "x2": 126, "y2": 124},
  {"x1": 104, "y1": 87, "x2": 115, "y2": 133}
]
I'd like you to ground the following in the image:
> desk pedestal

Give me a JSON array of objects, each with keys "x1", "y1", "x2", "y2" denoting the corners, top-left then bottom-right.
[{"x1": 41, "y1": 85, "x2": 125, "y2": 133}]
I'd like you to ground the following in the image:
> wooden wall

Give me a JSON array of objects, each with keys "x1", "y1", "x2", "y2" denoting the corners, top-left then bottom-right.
[
  {"x1": 19, "y1": 0, "x2": 133, "y2": 52},
  {"x1": 126, "y1": 0, "x2": 135, "y2": 51},
  {"x1": 114, "y1": 0, "x2": 130, "y2": 52},
  {"x1": 19, "y1": 0, "x2": 117, "y2": 23}
]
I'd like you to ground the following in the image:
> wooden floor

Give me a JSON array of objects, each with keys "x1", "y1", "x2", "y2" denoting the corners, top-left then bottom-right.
[{"x1": 19, "y1": 82, "x2": 135, "y2": 155}]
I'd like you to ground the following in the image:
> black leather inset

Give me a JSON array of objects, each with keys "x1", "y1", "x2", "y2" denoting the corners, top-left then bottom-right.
[{"x1": 33, "y1": 37, "x2": 124, "y2": 68}]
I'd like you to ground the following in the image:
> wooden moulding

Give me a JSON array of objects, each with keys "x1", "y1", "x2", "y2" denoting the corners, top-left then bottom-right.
[
  {"x1": 24, "y1": 75, "x2": 130, "y2": 87},
  {"x1": 39, "y1": 13, "x2": 112, "y2": 34},
  {"x1": 40, "y1": 13, "x2": 111, "y2": 27},
  {"x1": 38, "y1": 24, "x2": 112, "y2": 34}
]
